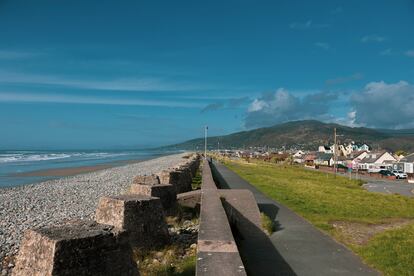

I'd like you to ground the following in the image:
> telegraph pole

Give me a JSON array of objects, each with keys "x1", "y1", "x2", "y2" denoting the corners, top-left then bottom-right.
[{"x1": 334, "y1": 128, "x2": 337, "y2": 176}]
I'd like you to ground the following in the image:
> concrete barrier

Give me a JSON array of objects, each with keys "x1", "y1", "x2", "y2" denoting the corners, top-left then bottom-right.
[
  {"x1": 95, "y1": 195, "x2": 169, "y2": 249},
  {"x1": 12, "y1": 221, "x2": 138, "y2": 276},
  {"x1": 130, "y1": 183, "x2": 177, "y2": 209},
  {"x1": 12, "y1": 153, "x2": 202, "y2": 275},
  {"x1": 196, "y1": 159, "x2": 246, "y2": 275}
]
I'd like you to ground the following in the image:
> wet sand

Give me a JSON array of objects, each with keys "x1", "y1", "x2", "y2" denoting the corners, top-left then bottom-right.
[{"x1": 12, "y1": 159, "x2": 144, "y2": 177}]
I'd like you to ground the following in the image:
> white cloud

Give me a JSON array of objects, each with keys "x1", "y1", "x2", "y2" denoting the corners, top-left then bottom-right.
[
  {"x1": 351, "y1": 81, "x2": 414, "y2": 128},
  {"x1": 245, "y1": 89, "x2": 338, "y2": 128},
  {"x1": 361, "y1": 35, "x2": 386, "y2": 43}
]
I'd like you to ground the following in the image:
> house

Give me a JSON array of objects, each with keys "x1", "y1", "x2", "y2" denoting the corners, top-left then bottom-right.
[
  {"x1": 394, "y1": 153, "x2": 414, "y2": 174},
  {"x1": 304, "y1": 153, "x2": 317, "y2": 167},
  {"x1": 348, "y1": 151, "x2": 369, "y2": 169},
  {"x1": 318, "y1": 145, "x2": 332, "y2": 154},
  {"x1": 358, "y1": 151, "x2": 396, "y2": 172},
  {"x1": 330, "y1": 155, "x2": 348, "y2": 167},
  {"x1": 353, "y1": 143, "x2": 370, "y2": 152},
  {"x1": 293, "y1": 150, "x2": 305, "y2": 164},
  {"x1": 315, "y1": 152, "x2": 334, "y2": 166}
]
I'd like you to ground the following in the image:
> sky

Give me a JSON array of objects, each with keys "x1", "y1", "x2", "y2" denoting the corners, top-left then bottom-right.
[{"x1": 1, "y1": 0, "x2": 414, "y2": 149}]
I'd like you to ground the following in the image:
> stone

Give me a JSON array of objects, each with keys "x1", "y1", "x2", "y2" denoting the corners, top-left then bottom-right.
[
  {"x1": 12, "y1": 220, "x2": 138, "y2": 276},
  {"x1": 130, "y1": 184, "x2": 177, "y2": 209},
  {"x1": 95, "y1": 195, "x2": 170, "y2": 249},
  {"x1": 133, "y1": 174, "x2": 160, "y2": 185},
  {"x1": 158, "y1": 168, "x2": 192, "y2": 194}
]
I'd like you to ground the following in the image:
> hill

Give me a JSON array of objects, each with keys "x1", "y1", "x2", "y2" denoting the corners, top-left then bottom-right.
[{"x1": 165, "y1": 120, "x2": 414, "y2": 152}]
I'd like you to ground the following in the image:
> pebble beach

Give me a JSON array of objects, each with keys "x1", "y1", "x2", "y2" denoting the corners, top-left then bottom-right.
[{"x1": 0, "y1": 152, "x2": 189, "y2": 268}]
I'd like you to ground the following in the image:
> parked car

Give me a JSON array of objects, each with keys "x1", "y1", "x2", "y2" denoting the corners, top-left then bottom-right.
[
  {"x1": 378, "y1": 170, "x2": 395, "y2": 177},
  {"x1": 391, "y1": 170, "x2": 408, "y2": 179}
]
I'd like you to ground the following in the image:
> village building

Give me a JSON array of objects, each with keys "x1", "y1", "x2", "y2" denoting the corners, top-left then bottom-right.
[{"x1": 358, "y1": 151, "x2": 397, "y2": 172}]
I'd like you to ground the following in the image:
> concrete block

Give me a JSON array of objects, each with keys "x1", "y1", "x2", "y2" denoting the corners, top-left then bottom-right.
[
  {"x1": 130, "y1": 184, "x2": 177, "y2": 209},
  {"x1": 158, "y1": 168, "x2": 192, "y2": 194},
  {"x1": 133, "y1": 174, "x2": 160, "y2": 185},
  {"x1": 12, "y1": 221, "x2": 138, "y2": 276},
  {"x1": 95, "y1": 195, "x2": 169, "y2": 248}
]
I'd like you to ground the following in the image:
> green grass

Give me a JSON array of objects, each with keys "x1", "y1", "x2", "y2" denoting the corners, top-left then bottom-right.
[
  {"x1": 135, "y1": 247, "x2": 196, "y2": 276},
  {"x1": 223, "y1": 159, "x2": 414, "y2": 275},
  {"x1": 261, "y1": 212, "x2": 275, "y2": 235},
  {"x1": 357, "y1": 224, "x2": 414, "y2": 276},
  {"x1": 191, "y1": 167, "x2": 202, "y2": 190}
]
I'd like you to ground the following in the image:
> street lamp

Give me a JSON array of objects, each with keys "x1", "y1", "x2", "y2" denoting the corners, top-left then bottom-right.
[{"x1": 204, "y1": 125, "x2": 208, "y2": 159}]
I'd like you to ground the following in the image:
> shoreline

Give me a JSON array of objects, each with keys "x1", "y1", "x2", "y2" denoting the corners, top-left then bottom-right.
[
  {"x1": 10, "y1": 159, "x2": 146, "y2": 177},
  {"x1": 0, "y1": 152, "x2": 190, "y2": 263}
]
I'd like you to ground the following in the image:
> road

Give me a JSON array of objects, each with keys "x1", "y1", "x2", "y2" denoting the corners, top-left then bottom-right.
[{"x1": 337, "y1": 172, "x2": 414, "y2": 197}]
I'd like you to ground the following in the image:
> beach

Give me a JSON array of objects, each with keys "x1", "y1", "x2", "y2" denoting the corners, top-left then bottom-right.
[{"x1": 0, "y1": 152, "x2": 190, "y2": 264}]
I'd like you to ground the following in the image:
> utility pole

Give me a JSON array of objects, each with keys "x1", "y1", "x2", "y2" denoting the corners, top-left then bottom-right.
[
  {"x1": 334, "y1": 128, "x2": 337, "y2": 176},
  {"x1": 204, "y1": 125, "x2": 208, "y2": 159}
]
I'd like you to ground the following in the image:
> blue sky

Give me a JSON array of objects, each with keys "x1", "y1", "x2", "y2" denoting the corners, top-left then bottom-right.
[{"x1": 1, "y1": 0, "x2": 414, "y2": 149}]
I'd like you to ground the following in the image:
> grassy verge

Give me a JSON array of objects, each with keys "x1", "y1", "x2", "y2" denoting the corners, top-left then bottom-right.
[
  {"x1": 191, "y1": 167, "x2": 202, "y2": 190},
  {"x1": 261, "y1": 212, "x2": 275, "y2": 235},
  {"x1": 222, "y1": 158, "x2": 414, "y2": 275}
]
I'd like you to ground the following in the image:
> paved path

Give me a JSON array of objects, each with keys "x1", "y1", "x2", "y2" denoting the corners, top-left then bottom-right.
[{"x1": 211, "y1": 161, "x2": 379, "y2": 276}]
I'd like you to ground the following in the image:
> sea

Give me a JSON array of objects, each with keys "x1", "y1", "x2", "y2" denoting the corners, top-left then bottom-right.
[{"x1": 0, "y1": 149, "x2": 179, "y2": 188}]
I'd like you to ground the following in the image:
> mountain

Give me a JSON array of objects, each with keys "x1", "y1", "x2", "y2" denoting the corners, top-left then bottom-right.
[{"x1": 165, "y1": 120, "x2": 414, "y2": 152}]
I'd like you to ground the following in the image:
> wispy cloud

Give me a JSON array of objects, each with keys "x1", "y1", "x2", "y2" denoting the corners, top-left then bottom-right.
[
  {"x1": 200, "y1": 96, "x2": 250, "y2": 113},
  {"x1": 289, "y1": 20, "x2": 329, "y2": 30},
  {"x1": 380, "y1": 48, "x2": 393, "y2": 56},
  {"x1": 314, "y1": 42, "x2": 330, "y2": 50},
  {"x1": 201, "y1": 103, "x2": 224, "y2": 113},
  {"x1": 0, "y1": 50, "x2": 42, "y2": 60},
  {"x1": 0, "y1": 71, "x2": 201, "y2": 92},
  {"x1": 405, "y1": 50, "x2": 414, "y2": 57},
  {"x1": 0, "y1": 91, "x2": 203, "y2": 108},
  {"x1": 361, "y1": 34, "x2": 386, "y2": 43},
  {"x1": 325, "y1": 73, "x2": 363, "y2": 86}
]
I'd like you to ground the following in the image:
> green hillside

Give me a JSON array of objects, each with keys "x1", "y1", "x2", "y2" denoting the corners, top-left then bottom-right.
[{"x1": 165, "y1": 120, "x2": 414, "y2": 152}]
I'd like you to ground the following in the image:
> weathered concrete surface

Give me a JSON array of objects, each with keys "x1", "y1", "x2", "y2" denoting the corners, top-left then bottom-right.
[
  {"x1": 130, "y1": 183, "x2": 177, "y2": 209},
  {"x1": 12, "y1": 220, "x2": 138, "y2": 276},
  {"x1": 211, "y1": 160, "x2": 379, "y2": 276},
  {"x1": 158, "y1": 168, "x2": 193, "y2": 194},
  {"x1": 219, "y1": 189, "x2": 262, "y2": 230},
  {"x1": 133, "y1": 174, "x2": 160, "y2": 185},
  {"x1": 177, "y1": 190, "x2": 201, "y2": 208},
  {"x1": 196, "y1": 159, "x2": 246, "y2": 276},
  {"x1": 96, "y1": 195, "x2": 169, "y2": 248},
  {"x1": 200, "y1": 159, "x2": 217, "y2": 190}
]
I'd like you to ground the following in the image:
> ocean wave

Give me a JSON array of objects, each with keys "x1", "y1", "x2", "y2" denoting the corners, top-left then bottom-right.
[{"x1": 0, "y1": 151, "x2": 134, "y2": 163}]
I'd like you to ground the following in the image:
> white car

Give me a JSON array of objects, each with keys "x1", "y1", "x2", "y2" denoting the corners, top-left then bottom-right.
[{"x1": 391, "y1": 170, "x2": 408, "y2": 179}]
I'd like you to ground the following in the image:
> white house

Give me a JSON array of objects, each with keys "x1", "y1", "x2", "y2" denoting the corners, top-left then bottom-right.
[
  {"x1": 359, "y1": 151, "x2": 397, "y2": 172},
  {"x1": 349, "y1": 151, "x2": 369, "y2": 169},
  {"x1": 293, "y1": 150, "x2": 305, "y2": 163},
  {"x1": 318, "y1": 146, "x2": 332, "y2": 154},
  {"x1": 395, "y1": 153, "x2": 414, "y2": 174}
]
